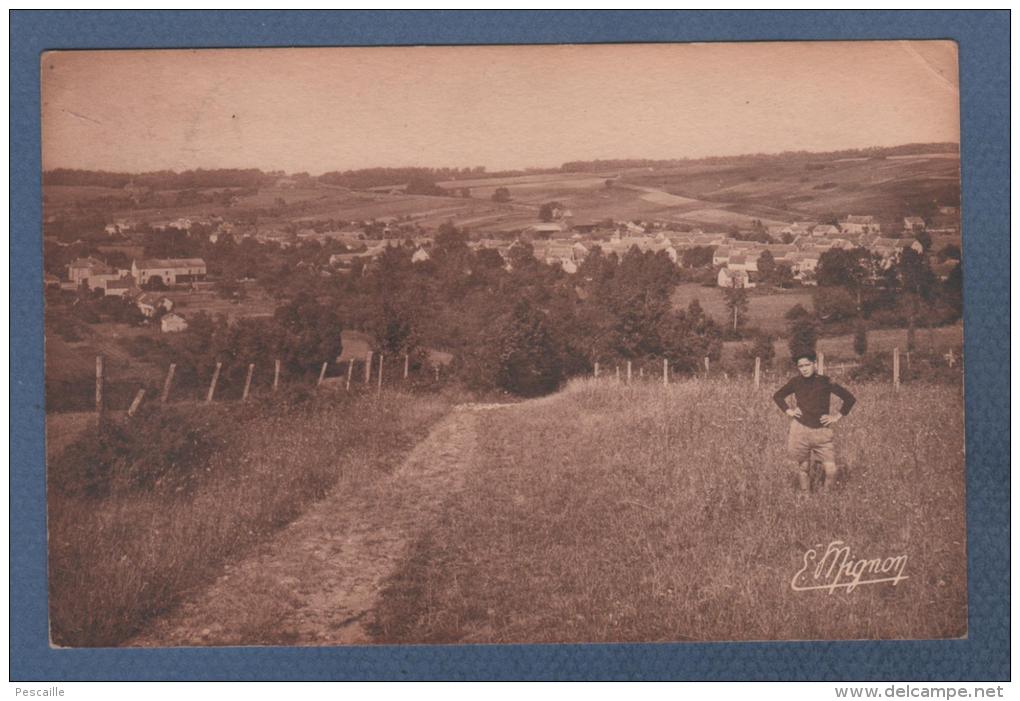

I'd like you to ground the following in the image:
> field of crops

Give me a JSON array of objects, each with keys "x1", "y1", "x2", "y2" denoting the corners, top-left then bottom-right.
[{"x1": 372, "y1": 377, "x2": 967, "y2": 643}]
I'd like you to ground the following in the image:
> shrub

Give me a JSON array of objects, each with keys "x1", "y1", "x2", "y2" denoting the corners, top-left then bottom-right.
[
  {"x1": 742, "y1": 333, "x2": 776, "y2": 369},
  {"x1": 50, "y1": 407, "x2": 223, "y2": 498}
]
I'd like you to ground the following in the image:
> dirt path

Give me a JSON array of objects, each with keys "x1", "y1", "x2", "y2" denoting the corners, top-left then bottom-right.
[{"x1": 130, "y1": 404, "x2": 506, "y2": 647}]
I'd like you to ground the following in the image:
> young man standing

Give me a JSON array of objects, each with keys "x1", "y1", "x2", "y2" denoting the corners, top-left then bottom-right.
[{"x1": 772, "y1": 353, "x2": 857, "y2": 493}]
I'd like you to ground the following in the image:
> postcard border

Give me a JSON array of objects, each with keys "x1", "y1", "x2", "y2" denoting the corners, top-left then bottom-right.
[{"x1": 10, "y1": 10, "x2": 1009, "y2": 681}]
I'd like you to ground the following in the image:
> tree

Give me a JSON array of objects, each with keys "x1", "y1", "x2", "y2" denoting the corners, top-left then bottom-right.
[
  {"x1": 366, "y1": 296, "x2": 420, "y2": 357},
  {"x1": 538, "y1": 201, "x2": 563, "y2": 223},
  {"x1": 272, "y1": 293, "x2": 344, "y2": 376},
  {"x1": 492, "y1": 187, "x2": 511, "y2": 203},
  {"x1": 722, "y1": 286, "x2": 750, "y2": 333},
  {"x1": 938, "y1": 243, "x2": 961, "y2": 262},
  {"x1": 491, "y1": 300, "x2": 563, "y2": 397},
  {"x1": 681, "y1": 245, "x2": 715, "y2": 269},
  {"x1": 895, "y1": 247, "x2": 937, "y2": 352},
  {"x1": 757, "y1": 250, "x2": 777, "y2": 286},
  {"x1": 853, "y1": 320, "x2": 868, "y2": 356},
  {"x1": 787, "y1": 316, "x2": 819, "y2": 362},
  {"x1": 813, "y1": 286, "x2": 858, "y2": 324},
  {"x1": 816, "y1": 246, "x2": 878, "y2": 311},
  {"x1": 743, "y1": 332, "x2": 776, "y2": 368}
]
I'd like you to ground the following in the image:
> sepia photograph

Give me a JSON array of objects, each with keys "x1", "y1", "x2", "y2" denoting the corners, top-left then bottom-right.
[{"x1": 40, "y1": 41, "x2": 967, "y2": 650}]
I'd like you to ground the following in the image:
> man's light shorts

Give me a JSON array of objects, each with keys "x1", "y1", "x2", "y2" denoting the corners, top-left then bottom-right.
[{"x1": 787, "y1": 420, "x2": 836, "y2": 465}]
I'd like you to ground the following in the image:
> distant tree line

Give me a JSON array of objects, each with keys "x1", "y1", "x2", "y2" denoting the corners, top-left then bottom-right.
[
  {"x1": 559, "y1": 142, "x2": 959, "y2": 172},
  {"x1": 43, "y1": 168, "x2": 272, "y2": 190}
]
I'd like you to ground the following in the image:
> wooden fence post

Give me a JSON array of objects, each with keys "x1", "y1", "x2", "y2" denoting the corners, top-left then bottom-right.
[
  {"x1": 615, "y1": 366, "x2": 620, "y2": 382},
  {"x1": 435, "y1": 365, "x2": 440, "y2": 382},
  {"x1": 639, "y1": 367, "x2": 644, "y2": 379},
  {"x1": 663, "y1": 358, "x2": 668, "y2": 386},
  {"x1": 893, "y1": 347, "x2": 900, "y2": 391},
  {"x1": 160, "y1": 362, "x2": 176, "y2": 403},
  {"x1": 754, "y1": 356, "x2": 761, "y2": 389},
  {"x1": 704, "y1": 356, "x2": 710, "y2": 374},
  {"x1": 206, "y1": 362, "x2": 222, "y2": 403},
  {"x1": 273, "y1": 359, "x2": 281, "y2": 393},
  {"x1": 377, "y1": 354, "x2": 384, "y2": 393},
  {"x1": 95, "y1": 355, "x2": 104, "y2": 427},
  {"x1": 242, "y1": 363, "x2": 255, "y2": 401},
  {"x1": 627, "y1": 360, "x2": 632, "y2": 383},
  {"x1": 364, "y1": 351, "x2": 373, "y2": 383},
  {"x1": 594, "y1": 361, "x2": 599, "y2": 378},
  {"x1": 346, "y1": 359, "x2": 354, "y2": 391},
  {"x1": 127, "y1": 389, "x2": 146, "y2": 417},
  {"x1": 317, "y1": 361, "x2": 328, "y2": 386},
  {"x1": 404, "y1": 354, "x2": 409, "y2": 380},
  {"x1": 818, "y1": 351, "x2": 825, "y2": 376}
]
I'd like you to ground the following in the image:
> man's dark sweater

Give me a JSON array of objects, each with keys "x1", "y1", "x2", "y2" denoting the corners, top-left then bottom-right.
[{"x1": 772, "y1": 374, "x2": 856, "y2": 428}]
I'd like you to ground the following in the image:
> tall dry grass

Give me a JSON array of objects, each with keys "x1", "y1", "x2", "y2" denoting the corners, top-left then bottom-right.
[
  {"x1": 372, "y1": 377, "x2": 966, "y2": 643},
  {"x1": 48, "y1": 388, "x2": 450, "y2": 647}
]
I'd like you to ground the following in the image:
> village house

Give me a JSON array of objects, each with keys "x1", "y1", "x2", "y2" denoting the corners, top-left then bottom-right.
[
  {"x1": 870, "y1": 238, "x2": 924, "y2": 267},
  {"x1": 136, "y1": 293, "x2": 174, "y2": 318},
  {"x1": 160, "y1": 313, "x2": 188, "y2": 333},
  {"x1": 67, "y1": 257, "x2": 112, "y2": 286},
  {"x1": 790, "y1": 251, "x2": 821, "y2": 282},
  {"x1": 131, "y1": 258, "x2": 207, "y2": 287},
  {"x1": 411, "y1": 247, "x2": 431, "y2": 264},
  {"x1": 811, "y1": 224, "x2": 840, "y2": 237},
  {"x1": 66, "y1": 256, "x2": 132, "y2": 292},
  {"x1": 903, "y1": 216, "x2": 926, "y2": 233},
  {"x1": 525, "y1": 222, "x2": 565, "y2": 238},
  {"x1": 103, "y1": 277, "x2": 140, "y2": 298},
  {"x1": 717, "y1": 267, "x2": 753, "y2": 288},
  {"x1": 840, "y1": 215, "x2": 881, "y2": 235}
]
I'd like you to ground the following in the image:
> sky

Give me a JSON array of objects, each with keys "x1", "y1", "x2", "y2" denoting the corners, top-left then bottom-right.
[{"x1": 41, "y1": 41, "x2": 960, "y2": 175}]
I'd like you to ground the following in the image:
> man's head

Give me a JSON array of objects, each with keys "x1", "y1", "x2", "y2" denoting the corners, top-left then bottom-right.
[{"x1": 794, "y1": 353, "x2": 817, "y2": 378}]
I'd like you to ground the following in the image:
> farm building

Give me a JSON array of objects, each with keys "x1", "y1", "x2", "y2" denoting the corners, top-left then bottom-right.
[
  {"x1": 160, "y1": 313, "x2": 188, "y2": 333},
  {"x1": 131, "y1": 258, "x2": 207, "y2": 287},
  {"x1": 104, "y1": 277, "x2": 141, "y2": 298},
  {"x1": 411, "y1": 247, "x2": 431, "y2": 263}
]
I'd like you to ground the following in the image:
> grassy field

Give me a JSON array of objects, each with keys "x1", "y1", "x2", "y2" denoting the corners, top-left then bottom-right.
[
  {"x1": 721, "y1": 323, "x2": 965, "y2": 368},
  {"x1": 371, "y1": 378, "x2": 966, "y2": 643},
  {"x1": 47, "y1": 389, "x2": 451, "y2": 647},
  {"x1": 672, "y1": 283, "x2": 817, "y2": 335}
]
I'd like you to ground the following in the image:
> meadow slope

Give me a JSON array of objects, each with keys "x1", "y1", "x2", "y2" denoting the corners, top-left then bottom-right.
[{"x1": 372, "y1": 377, "x2": 966, "y2": 643}]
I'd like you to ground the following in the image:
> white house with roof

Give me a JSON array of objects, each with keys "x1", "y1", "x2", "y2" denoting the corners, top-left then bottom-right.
[
  {"x1": 811, "y1": 224, "x2": 840, "y2": 237},
  {"x1": 131, "y1": 258, "x2": 207, "y2": 287},
  {"x1": 411, "y1": 247, "x2": 431, "y2": 264}
]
